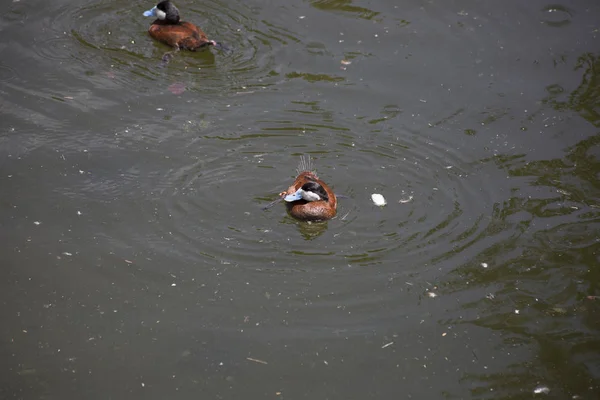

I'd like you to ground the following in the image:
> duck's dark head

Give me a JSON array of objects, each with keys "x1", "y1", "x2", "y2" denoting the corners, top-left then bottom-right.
[
  {"x1": 143, "y1": 1, "x2": 180, "y2": 24},
  {"x1": 284, "y1": 182, "x2": 329, "y2": 203}
]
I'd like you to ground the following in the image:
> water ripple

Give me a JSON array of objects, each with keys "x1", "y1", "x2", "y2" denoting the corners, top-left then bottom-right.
[
  {"x1": 117, "y1": 123, "x2": 503, "y2": 288},
  {"x1": 0, "y1": 65, "x2": 17, "y2": 82},
  {"x1": 26, "y1": 0, "x2": 296, "y2": 94},
  {"x1": 540, "y1": 4, "x2": 573, "y2": 27}
]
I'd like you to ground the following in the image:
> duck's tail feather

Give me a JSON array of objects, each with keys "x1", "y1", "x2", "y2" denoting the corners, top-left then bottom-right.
[{"x1": 296, "y1": 155, "x2": 315, "y2": 176}]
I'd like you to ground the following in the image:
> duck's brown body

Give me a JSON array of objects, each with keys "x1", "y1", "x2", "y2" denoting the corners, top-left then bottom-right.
[
  {"x1": 148, "y1": 20, "x2": 214, "y2": 50},
  {"x1": 280, "y1": 171, "x2": 337, "y2": 221},
  {"x1": 144, "y1": 1, "x2": 215, "y2": 51}
]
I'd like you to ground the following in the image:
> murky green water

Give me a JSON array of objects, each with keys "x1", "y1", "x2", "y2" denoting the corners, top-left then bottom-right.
[{"x1": 1, "y1": 0, "x2": 599, "y2": 398}]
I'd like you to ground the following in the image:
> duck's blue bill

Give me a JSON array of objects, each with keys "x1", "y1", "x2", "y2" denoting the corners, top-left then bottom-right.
[
  {"x1": 143, "y1": 6, "x2": 157, "y2": 17},
  {"x1": 284, "y1": 190, "x2": 302, "y2": 202}
]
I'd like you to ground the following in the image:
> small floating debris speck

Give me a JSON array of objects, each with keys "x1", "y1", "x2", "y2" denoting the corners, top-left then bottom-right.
[
  {"x1": 246, "y1": 357, "x2": 268, "y2": 365},
  {"x1": 399, "y1": 196, "x2": 413, "y2": 204},
  {"x1": 515, "y1": 309, "x2": 520, "y2": 314},
  {"x1": 33, "y1": 221, "x2": 41, "y2": 225},
  {"x1": 371, "y1": 193, "x2": 386, "y2": 206},
  {"x1": 426, "y1": 291, "x2": 437, "y2": 298},
  {"x1": 533, "y1": 386, "x2": 550, "y2": 394},
  {"x1": 481, "y1": 262, "x2": 488, "y2": 268},
  {"x1": 341, "y1": 59, "x2": 352, "y2": 65},
  {"x1": 381, "y1": 342, "x2": 394, "y2": 349}
]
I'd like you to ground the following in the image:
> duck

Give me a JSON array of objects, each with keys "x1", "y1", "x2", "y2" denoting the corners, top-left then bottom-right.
[
  {"x1": 278, "y1": 157, "x2": 337, "y2": 221},
  {"x1": 143, "y1": 1, "x2": 222, "y2": 63}
]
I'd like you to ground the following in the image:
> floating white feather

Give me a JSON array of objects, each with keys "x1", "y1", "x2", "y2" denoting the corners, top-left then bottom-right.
[{"x1": 371, "y1": 193, "x2": 387, "y2": 206}]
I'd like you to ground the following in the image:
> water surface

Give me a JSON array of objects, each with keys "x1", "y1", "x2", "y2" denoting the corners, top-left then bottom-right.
[{"x1": 1, "y1": 0, "x2": 599, "y2": 399}]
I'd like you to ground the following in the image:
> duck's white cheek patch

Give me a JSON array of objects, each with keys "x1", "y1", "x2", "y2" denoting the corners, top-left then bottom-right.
[
  {"x1": 304, "y1": 192, "x2": 321, "y2": 202},
  {"x1": 156, "y1": 9, "x2": 167, "y2": 20}
]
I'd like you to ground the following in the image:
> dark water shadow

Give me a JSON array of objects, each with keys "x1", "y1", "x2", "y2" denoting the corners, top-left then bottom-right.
[{"x1": 438, "y1": 50, "x2": 600, "y2": 399}]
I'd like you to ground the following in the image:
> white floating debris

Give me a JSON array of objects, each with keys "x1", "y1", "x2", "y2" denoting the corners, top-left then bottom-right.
[
  {"x1": 77, "y1": 211, "x2": 82, "y2": 216},
  {"x1": 33, "y1": 221, "x2": 41, "y2": 225},
  {"x1": 171, "y1": 283, "x2": 176, "y2": 287},
  {"x1": 533, "y1": 386, "x2": 550, "y2": 394},
  {"x1": 481, "y1": 262, "x2": 488, "y2": 268},
  {"x1": 371, "y1": 193, "x2": 387, "y2": 206},
  {"x1": 246, "y1": 357, "x2": 268, "y2": 365},
  {"x1": 515, "y1": 309, "x2": 520, "y2": 314},
  {"x1": 426, "y1": 292, "x2": 437, "y2": 298},
  {"x1": 399, "y1": 196, "x2": 413, "y2": 204},
  {"x1": 62, "y1": 252, "x2": 72, "y2": 256},
  {"x1": 381, "y1": 342, "x2": 394, "y2": 349}
]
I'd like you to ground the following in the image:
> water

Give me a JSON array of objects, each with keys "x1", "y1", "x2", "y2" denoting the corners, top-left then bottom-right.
[{"x1": 1, "y1": 0, "x2": 599, "y2": 398}]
